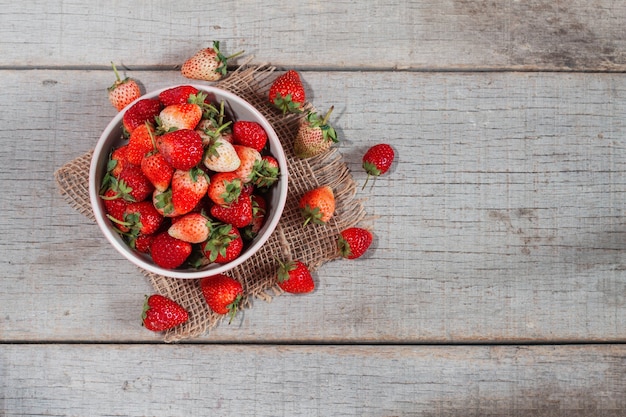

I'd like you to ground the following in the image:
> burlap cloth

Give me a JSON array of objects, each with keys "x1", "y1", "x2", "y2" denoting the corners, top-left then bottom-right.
[{"x1": 54, "y1": 64, "x2": 366, "y2": 342}]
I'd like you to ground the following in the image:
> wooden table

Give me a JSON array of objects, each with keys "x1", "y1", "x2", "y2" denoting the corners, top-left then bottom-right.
[{"x1": 2, "y1": 1, "x2": 625, "y2": 415}]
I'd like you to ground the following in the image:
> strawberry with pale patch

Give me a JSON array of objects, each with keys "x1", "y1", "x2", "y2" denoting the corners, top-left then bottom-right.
[
  {"x1": 170, "y1": 168, "x2": 210, "y2": 215},
  {"x1": 157, "y1": 93, "x2": 206, "y2": 131},
  {"x1": 268, "y1": 69, "x2": 306, "y2": 114},
  {"x1": 232, "y1": 145, "x2": 262, "y2": 183},
  {"x1": 299, "y1": 185, "x2": 335, "y2": 226},
  {"x1": 203, "y1": 135, "x2": 241, "y2": 172},
  {"x1": 293, "y1": 107, "x2": 338, "y2": 159},
  {"x1": 207, "y1": 172, "x2": 242, "y2": 206},
  {"x1": 108, "y1": 62, "x2": 141, "y2": 111},
  {"x1": 168, "y1": 212, "x2": 211, "y2": 244},
  {"x1": 181, "y1": 41, "x2": 244, "y2": 82}
]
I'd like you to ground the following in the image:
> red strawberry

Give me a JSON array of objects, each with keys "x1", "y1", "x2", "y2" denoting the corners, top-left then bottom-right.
[
  {"x1": 276, "y1": 259, "x2": 314, "y2": 294},
  {"x1": 202, "y1": 223, "x2": 244, "y2": 264},
  {"x1": 170, "y1": 168, "x2": 210, "y2": 215},
  {"x1": 123, "y1": 98, "x2": 162, "y2": 134},
  {"x1": 134, "y1": 233, "x2": 155, "y2": 253},
  {"x1": 232, "y1": 120, "x2": 268, "y2": 152},
  {"x1": 252, "y1": 155, "x2": 280, "y2": 188},
  {"x1": 299, "y1": 185, "x2": 335, "y2": 226},
  {"x1": 117, "y1": 164, "x2": 155, "y2": 202},
  {"x1": 101, "y1": 188, "x2": 131, "y2": 232},
  {"x1": 126, "y1": 122, "x2": 156, "y2": 165},
  {"x1": 232, "y1": 145, "x2": 262, "y2": 183},
  {"x1": 181, "y1": 41, "x2": 244, "y2": 82},
  {"x1": 141, "y1": 151, "x2": 174, "y2": 192},
  {"x1": 362, "y1": 143, "x2": 395, "y2": 188},
  {"x1": 338, "y1": 227, "x2": 373, "y2": 259},
  {"x1": 168, "y1": 212, "x2": 211, "y2": 244},
  {"x1": 293, "y1": 107, "x2": 338, "y2": 159},
  {"x1": 156, "y1": 129, "x2": 204, "y2": 170},
  {"x1": 242, "y1": 194, "x2": 267, "y2": 241},
  {"x1": 150, "y1": 232, "x2": 192, "y2": 269},
  {"x1": 200, "y1": 274, "x2": 243, "y2": 323},
  {"x1": 268, "y1": 69, "x2": 306, "y2": 114},
  {"x1": 142, "y1": 294, "x2": 189, "y2": 332},
  {"x1": 207, "y1": 172, "x2": 242, "y2": 206},
  {"x1": 158, "y1": 85, "x2": 200, "y2": 106},
  {"x1": 122, "y1": 200, "x2": 164, "y2": 235},
  {"x1": 108, "y1": 62, "x2": 141, "y2": 111},
  {"x1": 210, "y1": 193, "x2": 253, "y2": 229},
  {"x1": 109, "y1": 145, "x2": 130, "y2": 178},
  {"x1": 157, "y1": 98, "x2": 203, "y2": 131}
]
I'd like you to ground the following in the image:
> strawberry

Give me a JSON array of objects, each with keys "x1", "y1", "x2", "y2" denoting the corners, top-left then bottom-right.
[
  {"x1": 150, "y1": 231, "x2": 192, "y2": 269},
  {"x1": 134, "y1": 233, "x2": 155, "y2": 253},
  {"x1": 141, "y1": 151, "x2": 174, "y2": 192},
  {"x1": 232, "y1": 120, "x2": 267, "y2": 152},
  {"x1": 338, "y1": 227, "x2": 373, "y2": 259},
  {"x1": 232, "y1": 145, "x2": 262, "y2": 183},
  {"x1": 202, "y1": 136, "x2": 240, "y2": 172},
  {"x1": 168, "y1": 212, "x2": 211, "y2": 244},
  {"x1": 109, "y1": 145, "x2": 130, "y2": 178},
  {"x1": 117, "y1": 164, "x2": 155, "y2": 202},
  {"x1": 101, "y1": 188, "x2": 131, "y2": 232},
  {"x1": 293, "y1": 107, "x2": 338, "y2": 159},
  {"x1": 181, "y1": 41, "x2": 244, "y2": 82},
  {"x1": 142, "y1": 294, "x2": 189, "y2": 332},
  {"x1": 126, "y1": 122, "x2": 156, "y2": 165},
  {"x1": 122, "y1": 200, "x2": 164, "y2": 235},
  {"x1": 252, "y1": 155, "x2": 280, "y2": 189},
  {"x1": 210, "y1": 193, "x2": 253, "y2": 229},
  {"x1": 158, "y1": 85, "x2": 200, "y2": 106},
  {"x1": 156, "y1": 129, "x2": 204, "y2": 171},
  {"x1": 200, "y1": 274, "x2": 243, "y2": 322},
  {"x1": 123, "y1": 98, "x2": 162, "y2": 134},
  {"x1": 268, "y1": 69, "x2": 306, "y2": 114},
  {"x1": 202, "y1": 224, "x2": 243, "y2": 264},
  {"x1": 157, "y1": 93, "x2": 205, "y2": 131},
  {"x1": 276, "y1": 259, "x2": 314, "y2": 294},
  {"x1": 170, "y1": 168, "x2": 210, "y2": 215},
  {"x1": 362, "y1": 143, "x2": 395, "y2": 188},
  {"x1": 108, "y1": 62, "x2": 141, "y2": 111},
  {"x1": 299, "y1": 185, "x2": 335, "y2": 226},
  {"x1": 152, "y1": 189, "x2": 181, "y2": 218},
  {"x1": 207, "y1": 172, "x2": 242, "y2": 206},
  {"x1": 242, "y1": 194, "x2": 267, "y2": 241}
]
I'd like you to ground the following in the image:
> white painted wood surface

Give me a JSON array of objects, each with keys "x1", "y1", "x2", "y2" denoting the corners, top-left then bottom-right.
[{"x1": 1, "y1": 0, "x2": 625, "y2": 415}]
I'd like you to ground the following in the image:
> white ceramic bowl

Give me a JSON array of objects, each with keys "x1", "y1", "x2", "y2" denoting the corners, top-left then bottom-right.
[{"x1": 89, "y1": 85, "x2": 288, "y2": 279}]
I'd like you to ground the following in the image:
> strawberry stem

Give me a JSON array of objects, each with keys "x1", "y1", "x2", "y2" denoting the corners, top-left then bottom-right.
[
  {"x1": 321, "y1": 106, "x2": 334, "y2": 125},
  {"x1": 111, "y1": 61, "x2": 122, "y2": 82}
]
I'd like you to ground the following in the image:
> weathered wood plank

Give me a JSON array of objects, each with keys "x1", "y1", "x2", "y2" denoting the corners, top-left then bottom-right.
[
  {"x1": 1, "y1": 69, "x2": 625, "y2": 343},
  {"x1": 1, "y1": 344, "x2": 625, "y2": 416},
  {"x1": 1, "y1": 0, "x2": 625, "y2": 71}
]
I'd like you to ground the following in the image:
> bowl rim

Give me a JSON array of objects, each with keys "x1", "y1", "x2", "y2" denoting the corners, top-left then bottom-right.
[{"x1": 88, "y1": 84, "x2": 289, "y2": 279}]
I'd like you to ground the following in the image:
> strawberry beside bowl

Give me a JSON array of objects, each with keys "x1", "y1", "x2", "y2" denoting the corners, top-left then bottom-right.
[{"x1": 89, "y1": 85, "x2": 289, "y2": 279}]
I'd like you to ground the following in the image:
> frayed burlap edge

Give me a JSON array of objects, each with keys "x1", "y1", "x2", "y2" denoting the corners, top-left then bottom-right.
[{"x1": 54, "y1": 63, "x2": 367, "y2": 342}]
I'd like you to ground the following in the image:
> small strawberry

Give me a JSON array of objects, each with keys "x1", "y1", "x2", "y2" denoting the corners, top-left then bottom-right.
[
  {"x1": 152, "y1": 189, "x2": 181, "y2": 218},
  {"x1": 156, "y1": 129, "x2": 204, "y2": 171},
  {"x1": 181, "y1": 41, "x2": 244, "y2": 82},
  {"x1": 141, "y1": 151, "x2": 174, "y2": 192},
  {"x1": 142, "y1": 294, "x2": 189, "y2": 332},
  {"x1": 117, "y1": 164, "x2": 155, "y2": 202},
  {"x1": 200, "y1": 274, "x2": 243, "y2": 322},
  {"x1": 170, "y1": 168, "x2": 210, "y2": 215},
  {"x1": 338, "y1": 227, "x2": 373, "y2": 259},
  {"x1": 126, "y1": 122, "x2": 156, "y2": 165},
  {"x1": 122, "y1": 200, "x2": 164, "y2": 235},
  {"x1": 242, "y1": 194, "x2": 267, "y2": 241},
  {"x1": 109, "y1": 145, "x2": 130, "y2": 178},
  {"x1": 232, "y1": 145, "x2": 262, "y2": 183},
  {"x1": 207, "y1": 172, "x2": 242, "y2": 206},
  {"x1": 150, "y1": 231, "x2": 193, "y2": 269},
  {"x1": 268, "y1": 69, "x2": 306, "y2": 114},
  {"x1": 299, "y1": 185, "x2": 335, "y2": 226},
  {"x1": 202, "y1": 224, "x2": 244, "y2": 264},
  {"x1": 202, "y1": 135, "x2": 241, "y2": 172},
  {"x1": 276, "y1": 259, "x2": 314, "y2": 294},
  {"x1": 252, "y1": 155, "x2": 280, "y2": 189},
  {"x1": 168, "y1": 212, "x2": 211, "y2": 244},
  {"x1": 210, "y1": 193, "x2": 253, "y2": 229},
  {"x1": 232, "y1": 120, "x2": 268, "y2": 152},
  {"x1": 108, "y1": 62, "x2": 141, "y2": 111},
  {"x1": 134, "y1": 233, "x2": 155, "y2": 253},
  {"x1": 123, "y1": 98, "x2": 162, "y2": 134},
  {"x1": 158, "y1": 85, "x2": 200, "y2": 106},
  {"x1": 157, "y1": 93, "x2": 206, "y2": 131},
  {"x1": 362, "y1": 143, "x2": 395, "y2": 188},
  {"x1": 293, "y1": 107, "x2": 338, "y2": 159},
  {"x1": 101, "y1": 188, "x2": 131, "y2": 232}
]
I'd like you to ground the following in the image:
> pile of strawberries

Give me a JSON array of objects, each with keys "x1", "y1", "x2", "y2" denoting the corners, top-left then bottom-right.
[{"x1": 105, "y1": 42, "x2": 395, "y2": 333}]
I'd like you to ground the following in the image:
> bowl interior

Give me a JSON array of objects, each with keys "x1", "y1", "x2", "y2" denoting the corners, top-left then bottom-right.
[{"x1": 89, "y1": 85, "x2": 288, "y2": 279}]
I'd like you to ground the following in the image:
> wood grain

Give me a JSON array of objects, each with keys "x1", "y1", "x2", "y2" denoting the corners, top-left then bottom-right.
[
  {"x1": 1, "y1": 0, "x2": 625, "y2": 71},
  {"x1": 1, "y1": 344, "x2": 624, "y2": 416},
  {"x1": 1, "y1": 69, "x2": 624, "y2": 343}
]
